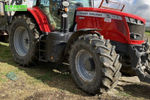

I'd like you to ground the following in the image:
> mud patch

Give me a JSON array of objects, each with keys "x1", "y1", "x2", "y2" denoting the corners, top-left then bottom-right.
[
  {"x1": 121, "y1": 83, "x2": 150, "y2": 99},
  {"x1": 25, "y1": 90, "x2": 128, "y2": 100},
  {"x1": 25, "y1": 90, "x2": 98, "y2": 100}
]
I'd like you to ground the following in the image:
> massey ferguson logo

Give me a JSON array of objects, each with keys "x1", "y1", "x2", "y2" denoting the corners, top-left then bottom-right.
[
  {"x1": 105, "y1": 14, "x2": 112, "y2": 23},
  {"x1": 77, "y1": 11, "x2": 122, "y2": 23},
  {"x1": 106, "y1": 14, "x2": 111, "y2": 18}
]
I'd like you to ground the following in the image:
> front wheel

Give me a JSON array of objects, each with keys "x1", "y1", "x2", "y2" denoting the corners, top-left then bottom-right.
[
  {"x1": 135, "y1": 53, "x2": 150, "y2": 83},
  {"x1": 69, "y1": 34, "x2": 122, "y2": 94}
]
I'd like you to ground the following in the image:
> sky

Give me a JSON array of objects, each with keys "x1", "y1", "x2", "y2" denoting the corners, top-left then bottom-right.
[
  {"x1": 95, "y1": 0, "x2": 150, "y2": 26},
  {"x1": 123, "y1": 0, "x2": 150, "y2": 26}
]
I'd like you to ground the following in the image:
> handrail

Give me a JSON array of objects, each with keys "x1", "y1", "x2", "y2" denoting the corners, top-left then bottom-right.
[{"x1": 99, "y1": 0, "x2": 125, "y2": 11}]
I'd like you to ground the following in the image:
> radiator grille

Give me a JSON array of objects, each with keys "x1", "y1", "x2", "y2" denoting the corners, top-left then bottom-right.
[{"x1": 128, "y1": 23, "x2": 145, "y2": 40}]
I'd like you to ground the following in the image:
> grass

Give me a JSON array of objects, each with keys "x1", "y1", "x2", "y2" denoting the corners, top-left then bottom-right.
[
  {"x1": 145, "y1": 31, "x2": 150, "y2": 35},
  {"x1": 0, "y1": 42, "x2": 87, "y2": 100}
]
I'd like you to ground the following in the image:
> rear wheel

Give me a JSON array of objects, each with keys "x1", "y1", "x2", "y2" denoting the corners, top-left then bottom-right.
[
  {"x1": 9, "y1": 15, "x2": 39, "y2": 66},
  {"x1": 69, "y1": 34, "x2": 122, "y2": 94}
]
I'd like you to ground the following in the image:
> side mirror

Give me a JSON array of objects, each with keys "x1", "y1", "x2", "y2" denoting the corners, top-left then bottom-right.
[
  {"x1": 58, "y1": 1, "x2": 69, "y2": 15},
  {"x1": 106, "y1": 0, "x2": 109, "y2": 3},
  {"x1": 16, "y1": 0, "x2": 22, "y2": 5},
  {"x1": 62, "y1": 1, "x2": 69, "y2": 7}
]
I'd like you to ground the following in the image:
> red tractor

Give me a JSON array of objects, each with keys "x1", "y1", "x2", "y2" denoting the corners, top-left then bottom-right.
[{"x1": 0, "y1": 0, "x2": 150, "y2": 95}]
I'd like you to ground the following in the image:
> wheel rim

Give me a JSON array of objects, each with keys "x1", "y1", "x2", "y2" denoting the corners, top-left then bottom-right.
[
  {"x1": 75, "y1": 49, "x2": 96, "y2": 82},
  {"x1": 14, "y1": 26, "x2": 30, "y2": 57}
]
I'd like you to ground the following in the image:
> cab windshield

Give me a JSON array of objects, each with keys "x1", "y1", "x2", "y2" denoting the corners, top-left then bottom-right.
[
  {"x1": 39, "y1": 0, "x2": 93, "y2": 31},
  {"x1": 70, "y1": 0, "x2": 92, "y2": 7}
]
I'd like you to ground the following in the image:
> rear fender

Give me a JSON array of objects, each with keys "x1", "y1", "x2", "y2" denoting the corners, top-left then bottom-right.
[
  {"x1": 27, "y1": 6, "x2": 51, "y2": 33},
  {"x1": 11, "y1": 7, "x2": 51, "y2": 33},
  {"x1": 65, "y1": 28, "x2": 101, "y2": 55},
  {"x1": 68, "y1": 28, "x2": 101, "y2": 45}
]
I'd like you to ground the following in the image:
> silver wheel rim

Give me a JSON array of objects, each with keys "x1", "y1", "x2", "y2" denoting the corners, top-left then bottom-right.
[
  {"x1": 14, "y1": 26, "x2": 30, "y2": 57},
  {"x1": 75, "y1": 49, "x2": 96, "y2": 82}
]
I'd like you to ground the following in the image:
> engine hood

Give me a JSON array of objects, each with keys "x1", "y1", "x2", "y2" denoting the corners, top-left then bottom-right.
[{"x1": 77, "y1": 7, "x2": 146, "y2": 24}]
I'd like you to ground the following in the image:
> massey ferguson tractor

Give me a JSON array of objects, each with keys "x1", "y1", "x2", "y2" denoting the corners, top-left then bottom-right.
[{"x1": 0, "y1": 0, "x2": 150, "y2": 95}]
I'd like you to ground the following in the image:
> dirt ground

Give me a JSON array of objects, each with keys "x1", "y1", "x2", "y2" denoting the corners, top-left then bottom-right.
[{"x1": 0, "y1": 33, "x2": 150, "y2": 100}]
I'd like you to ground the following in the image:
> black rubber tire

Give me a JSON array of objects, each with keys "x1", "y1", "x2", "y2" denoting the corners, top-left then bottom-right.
[
  {"x1": 69, "y1": 34, "x2": 122, "y2": 95},
  {"x1": 9, "y1": 15, "x2": 39, "y2": 66}
]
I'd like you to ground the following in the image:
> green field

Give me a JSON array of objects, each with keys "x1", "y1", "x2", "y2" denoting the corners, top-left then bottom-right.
[
  {"x1": 145, "y1": 31, "x2": 150, "y2": 35},
  {"x1": 0, "y1": 42, "x2": 86, "y2": 100}
]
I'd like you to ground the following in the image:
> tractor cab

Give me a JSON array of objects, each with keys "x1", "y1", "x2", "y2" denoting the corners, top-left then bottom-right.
[
  {"x1": 38, "y1": 0, "x2": 93, "y2": 32},
  {"x1": 38, "y1": 0, "x2": 125, "y2": 32}
]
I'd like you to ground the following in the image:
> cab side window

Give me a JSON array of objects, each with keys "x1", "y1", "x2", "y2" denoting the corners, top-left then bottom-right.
[
  {"x1": 68, "y1": 0, "x2": 92, "y2": 31},
  {"x1": 50, "y1": 0, "x2": 62, "y2": 30}
]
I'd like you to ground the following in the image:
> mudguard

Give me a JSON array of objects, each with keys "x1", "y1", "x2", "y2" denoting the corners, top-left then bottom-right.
[
  {"x1": 65, "y1": 28, "x2": 101, "y2": 56},
  {"x1": 28, "y1": 7, "x2": 51, "y2": 33}
]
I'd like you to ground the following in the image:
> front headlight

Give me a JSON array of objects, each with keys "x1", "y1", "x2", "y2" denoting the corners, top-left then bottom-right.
[
  {"x1": 137, "y1": 20, "x2": 143, "y2": 25},
  {"x1": 130, "y1": 18, "x2": 136, "y2": 24},
  {"x1": 125, "y1": 17, "x2": 144, "y2": 25},
  {"x1": 125, "y1": 17, "x2": 130, "y2": 23}
]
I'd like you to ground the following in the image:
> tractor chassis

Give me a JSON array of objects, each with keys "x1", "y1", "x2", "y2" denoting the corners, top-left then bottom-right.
[{"x1": 38, "y1": 32, "x2": 72, "y2": 62}]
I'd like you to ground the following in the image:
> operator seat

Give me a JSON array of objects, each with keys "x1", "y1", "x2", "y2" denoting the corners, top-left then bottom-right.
[
  {"x1": 38, "y1": 0, "x2": 85, "y2": 32},
  {"x1": 49, "y1": 0, "x2": 61, "y2": 30},
  {"x1": 48, "y1": 0, "x2": 84, "y2": 31}
]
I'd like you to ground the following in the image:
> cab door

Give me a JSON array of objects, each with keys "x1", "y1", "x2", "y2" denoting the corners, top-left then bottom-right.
[
  {"x1": 49, "y1": 0, "x2": 62, "y2": 30},
  {"x1": 39, "y1": 0, "x2": 61, "y2": 31}
]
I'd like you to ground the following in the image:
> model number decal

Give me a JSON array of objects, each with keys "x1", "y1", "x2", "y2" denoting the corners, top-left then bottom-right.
[
  {"x1": 77, "y1": 11, "x2": 122, "y2": 21},
  {"x1": 104, "y1": 18, "x2": 112, "y2": 23}
]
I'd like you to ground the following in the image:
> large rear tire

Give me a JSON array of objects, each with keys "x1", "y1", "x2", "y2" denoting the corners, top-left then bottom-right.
[
  {"x1": 9, "y1": 15, "x2": 39, "y2": 66},
  {"x1": 69, "y1": 34, "x2": 122, "y2": 95}
]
